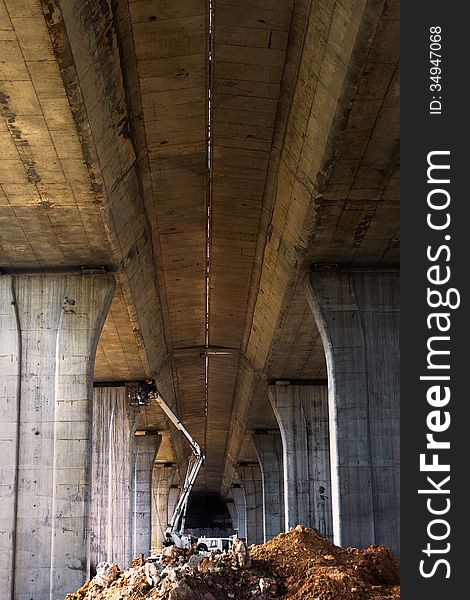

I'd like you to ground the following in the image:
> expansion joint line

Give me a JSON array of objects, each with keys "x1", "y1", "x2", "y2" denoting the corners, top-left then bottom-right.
[
  {"x1": 10, "y1": 280, "x2": 21, "y2": 599},
  {"x1": 203, "y1": 0, "x2": 214, "y2": 488}
]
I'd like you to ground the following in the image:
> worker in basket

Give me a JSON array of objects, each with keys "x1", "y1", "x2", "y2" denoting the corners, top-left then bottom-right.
[{"x1": 137, "y1": 377, "x2": 157, "y2": 405}]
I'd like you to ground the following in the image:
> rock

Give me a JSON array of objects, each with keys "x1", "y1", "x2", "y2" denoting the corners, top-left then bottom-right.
[
  {"x1": 163, "y1": 545, "x2": 180, "y2": 559},
  {"x1": 145, "y1": 562, "x2": 162, "y2": 586},
  {"x1": 188, "y1": 554, "x2": 204, "y2": 567},
  {"x1": 92, "y1": 562, "x2": 119, "y2": 587},
  {"x1": 259, "y1": 577, "x2": 277, "y2": 596},
  {"x1": 66, "y1": 527, "x2": 400, "y2": 600},
  {"x1": 168, "y1": 582, "x2": 196, "y2": 600}
]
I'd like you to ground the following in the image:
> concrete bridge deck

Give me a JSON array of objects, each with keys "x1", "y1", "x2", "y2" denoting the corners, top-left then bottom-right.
[{"x1": 0, "y1": 0, "x2": 399, "y2": 597}]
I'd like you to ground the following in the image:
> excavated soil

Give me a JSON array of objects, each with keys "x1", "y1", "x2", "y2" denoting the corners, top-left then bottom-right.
[{"x1": 66, "y1": 526, "x2": 400, "y2": 600}]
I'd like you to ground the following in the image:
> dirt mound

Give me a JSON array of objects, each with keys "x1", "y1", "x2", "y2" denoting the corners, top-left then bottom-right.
[
  {"x1": 66, "y1": 526, "x2": 400, "y2": 599},
  {"x1": 250, "y1": 526, "x2": 399, "y2": 599}
]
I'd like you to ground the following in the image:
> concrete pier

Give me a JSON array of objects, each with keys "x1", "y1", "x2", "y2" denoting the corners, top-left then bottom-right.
[
  {"x1": 90, "y1": 386, "x2": 139, "y2": 571},
  {"x1": 152, "y1": 464, "x2": 178, "y2": 548},
  {"x1": 268, "y1": 385, "x2": 333, "y2": 540},
  {"x1": 238, "y1": 463, "x2": 264, "y2": 545},
  {"x1": 306, "y1": 271, "x2": 400, "y2": 557},
  {"x1": 230, "y1": 485, "x2": 247, "y2": 540},
  {"x1": 252, "y1": 430, "x2": 285, "y2": 540},
  {"x1": 0, "y1": 274, "x2": 114, "y2": 599},
  {"x1": 226, "y1": 497, "x2": 238, "y2": 533},
  {"x1": 132, "y1": 431, "x2": 161, "y2": 557}
]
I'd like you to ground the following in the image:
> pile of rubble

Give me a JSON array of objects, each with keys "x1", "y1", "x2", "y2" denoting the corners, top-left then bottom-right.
[{"x1": 66, "y1": 526, "x2": 400, "y2": 600}]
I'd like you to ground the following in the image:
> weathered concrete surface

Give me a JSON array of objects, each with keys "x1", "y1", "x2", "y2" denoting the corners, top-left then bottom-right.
[
  {"x1": 0, "y1": 273, "x2": 114, "y2": 599},
  {"x1": 225, "y1": 497, "x2": 238, "y2": 534},
  {"x1": 230, "y1": 485, "x2": 247, "y2": 541},
  {"x1": 90, "y1": 386, "x2": 139, "y2": 571},
  {"x1": 252, "y1": 430, "x2": 285, "y2": 541},
  {"x1": 306, "y1": 271, "x2": 400, "y2": 557},
  {"x1": 222, "y1": 0, "x2": 399, "y2": 495},
  {"x1": 132, "y1": 432, "x2": 161, "y2": 557},
  {"x1": 0, "y1": 0, "x2": 400, "y2": 575},
  {"x1": 41, "y1": 0, "x2": 168, "y2": 379},
  {"x1": 152, "y1": 464, "x2": 178, "y2": 549},
  {"x1": 269, "y1": 385, "x2": 333, "y2": 540},
  {"x1": 238, "y1": 463, "x2": 264, "y2": 545}
]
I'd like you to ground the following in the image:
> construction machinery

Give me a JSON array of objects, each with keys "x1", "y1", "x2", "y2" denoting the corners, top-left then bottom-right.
[
  {"x1": 196, "y1": 535, "x2": 236, "y2": 555},
  {"x1": 148, "y1": 389, "x2": 205, "y2": 549}
]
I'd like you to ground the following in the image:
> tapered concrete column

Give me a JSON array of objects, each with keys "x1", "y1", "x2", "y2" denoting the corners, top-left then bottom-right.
[
  {"x1": 306, "y1": 271, "x2": 400, "y2": 557},
  {"x1": 152, "y1": 464, "x2": 177, "y2": 548},
  {"x1": 0, "y1": 273, "x2": 114, "y2": 600},
  {"x1": 226, "y1": 498, "x2": 238, "y2": 532},
  {"x1": 167, "y1": 484, "x2": 180, "y2": 527},
  {"x1": 230, "y1": 485, "x2": 247, "y2": 540},
  {"x1": 252, "y1": 431, "x2": 285, "y2": 540},
  {"x1": 132, "y1": 432, "x2": 161, "y2": 557},
  {"x1": 90, "y1": 386, "x2": 139, "y2": 571},
  {"x1": 238, "y1": 464, "x2": 264, "y2": 545},
  {"x1": 268, "y1": 385, "x2": 333, "y2": 540}
]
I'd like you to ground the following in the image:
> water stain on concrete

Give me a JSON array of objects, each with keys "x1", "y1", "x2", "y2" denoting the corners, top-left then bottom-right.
[{"x1": 0, "y1": 90, "x2": 42, "y2": 184}]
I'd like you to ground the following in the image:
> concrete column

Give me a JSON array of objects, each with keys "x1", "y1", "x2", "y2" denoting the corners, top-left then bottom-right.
[
  {"x1": 306, "y1": 271, "x2": 400, "y2": 557},
  {"x1": 268, "y1": 385, "x2": 333, "y2": 540},
  {"x1": 152, "y1": 465, "x2": 177, "y2": 548},
  {"x1": 132, "y1": 431, "x2": 161, "y2": 557},
  {"x1": 226, "y1": 497, "x2": 238, "y2": 533},
  {"x1": 0, "y1": 273, "x2": 114, "y2": 600},
  {"x1": 238, "y1": 463, "x2": 264, "y2": 545},
  {"x1": 252, "y1": 431, "x2": 285, "y2": 540},
  {"x1": 89, "y1": 386, "x2": 139, "y2": 571},
  {"x1": 152, "y1": 476, "x2": 181, "y2": 548},
  {"x1": 230, "y1": 485, "x2": 247, "y2": 540},
  {"x1": 167, "y1": 484, "x2": 180, "y2": 528},
  {"x1": 151, "y1": 464, "x2": 177, "y2": 548}
]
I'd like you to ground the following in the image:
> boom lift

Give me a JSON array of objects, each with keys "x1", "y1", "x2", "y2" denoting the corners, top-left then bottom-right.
[{"x1": 148, "y1": 390, "x2": 205, "y2": 548}]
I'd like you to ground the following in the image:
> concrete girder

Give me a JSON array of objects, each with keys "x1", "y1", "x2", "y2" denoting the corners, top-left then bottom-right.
[
  {"x1": 222, "y1": 0, "x2": 397, "y2": 495},
  {"x1": 41, "y1": 0, "x2": 168, "y2": 377}
]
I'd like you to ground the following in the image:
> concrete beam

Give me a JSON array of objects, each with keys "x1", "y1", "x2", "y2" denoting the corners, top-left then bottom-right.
[
  {"x1": 306, "y1": 271, "x2": 400, "y2": 557},
  {"x1": 42, "y1": 0, "x2": 168, "y2": 376},
  {"x1": 89, "y1": 386, "x2": 139, "y2": 571},
  {"x1": 0, "y1": 273, "x2": 114, "y2": 600},
  {"x1": 252, "y1": 431, "x2": 285, "y2": 541},
  {"x1": 268, "y1": 385, "x2": 333, "y2": 540}
]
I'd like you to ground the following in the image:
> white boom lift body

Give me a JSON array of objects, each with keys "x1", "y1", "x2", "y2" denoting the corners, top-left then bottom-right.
[{"x1": 149, "y1": 390, "x2": 205, "y2": 548}]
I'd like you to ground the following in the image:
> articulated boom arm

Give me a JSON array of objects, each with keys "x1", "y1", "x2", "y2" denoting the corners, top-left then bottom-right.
[
  {"x1": 149, "y1": 391, "x2": 205, "y2": 535},
  {"x1": 168, "y1": 453, "x2": 203, "y2": 534}
]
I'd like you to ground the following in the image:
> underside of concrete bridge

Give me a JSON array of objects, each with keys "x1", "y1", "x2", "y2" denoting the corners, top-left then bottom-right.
[{"x1": 0, "y1": 0, "x2": 399, "y2": 597}]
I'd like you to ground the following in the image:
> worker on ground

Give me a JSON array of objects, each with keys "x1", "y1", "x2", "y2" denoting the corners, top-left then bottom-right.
[{"x1": 233, "y1": 536, "x2": 251, "y2": 569}]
